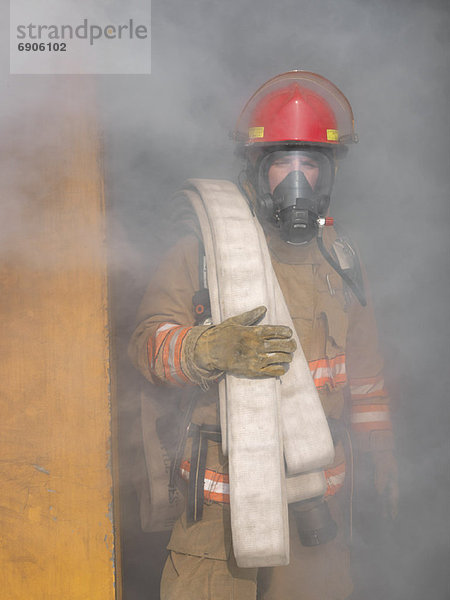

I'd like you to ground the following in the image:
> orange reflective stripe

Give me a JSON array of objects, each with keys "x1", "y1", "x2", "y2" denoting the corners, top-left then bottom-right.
[
  {"x1": 325, "y1": 462, "x2": 346, "y2": 497},
  {"x1": 351, "y1": 403, "x2": 392, "y2": 432},
  {"x1": 308, "y1": 357, "x2": 328, "y2": 370},
  {"x1": 172, "y1": 326, "x2": 191, "y2": 383},
  {"x1": 149, "y1": 323, "x2": 192, "y2": 386},
  {"x1": 166, "y1": 326, "x2": 191, "y2": 385},
  {"x1": 162, "y1": 327, "x2": 179, "y2": 384},
  {"x1": 180, "y1": 460, "x2": 230, "y2": 503},
  {"x1": 309, "y1": 354, "x2": 347, "y2": 390},
  {"x1": 330, "y1": 354, "x2": 346, "y2": 385},
  {"x1": 153, "y1": 323, "x2": 178, "y2": 362},
  {"x1": 350, "y1": 375, "x2": 387, "y2": 399},
  {"x1": 309, "y1": 358, "x2": 333, "y2": 389}
]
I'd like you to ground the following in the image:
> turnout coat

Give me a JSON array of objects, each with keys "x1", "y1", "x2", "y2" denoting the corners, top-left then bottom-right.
[{"x1": 128, "y1": 222, "x2": 393, "y2": 599}]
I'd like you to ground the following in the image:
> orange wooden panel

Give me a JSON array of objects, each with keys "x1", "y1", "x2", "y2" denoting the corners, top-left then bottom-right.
[{"x1": 0, "y1": 82, "x2": 121, "y2": 599}]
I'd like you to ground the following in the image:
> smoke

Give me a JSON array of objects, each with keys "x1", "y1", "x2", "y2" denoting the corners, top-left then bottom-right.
[
  {"x1": 1, "y1": 0, "x2": 449, "y2": 597},
  {"x1": 101, "y1": 1, "x2": 449, "y2": 598}
]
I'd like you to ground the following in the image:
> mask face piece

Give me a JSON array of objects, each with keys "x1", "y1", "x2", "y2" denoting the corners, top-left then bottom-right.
[
  {"x1": 256, "y1": 149, "x2": 334, "y2": 243},
  {"x1": 275, "y1": 171, "x2": 319, "y2": 243}
]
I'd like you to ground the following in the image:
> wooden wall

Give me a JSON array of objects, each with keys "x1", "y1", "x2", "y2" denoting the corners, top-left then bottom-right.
[{"x1": 0, "y1": 81, "x2": 121, "y2": 599}]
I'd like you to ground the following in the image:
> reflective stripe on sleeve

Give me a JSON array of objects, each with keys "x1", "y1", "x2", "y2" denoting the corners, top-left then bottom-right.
[
  {"x1": 350, "y1": 375, "x2": 388, "y2": 400},
  {"x1": 149, "y1": 322, "x2": 192, "y2": 385},
  {"x1": 153, "y1": 322, "x2": 178, "y2": 365},
  {"x1": 351, "y1": 404, "x2": 392, "y2": 432}
]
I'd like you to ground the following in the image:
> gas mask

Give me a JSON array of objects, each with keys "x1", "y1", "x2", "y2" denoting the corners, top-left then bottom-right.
[{"x1": 255, "y1": 149, "x2": 334, "y2": 244}]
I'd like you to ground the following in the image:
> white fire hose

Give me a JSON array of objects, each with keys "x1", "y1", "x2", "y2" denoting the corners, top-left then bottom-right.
[{"x1": 181, "y1": 179, "x2": 334, "y2": 568}]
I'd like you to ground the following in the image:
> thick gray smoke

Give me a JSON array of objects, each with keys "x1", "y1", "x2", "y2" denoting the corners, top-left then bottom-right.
[
  {"x1": 2, "y1": 0, "x2": 449, "y2": 598},
  {"x1": 102, "y1": 1, "x2": 449, "y2": 598}
]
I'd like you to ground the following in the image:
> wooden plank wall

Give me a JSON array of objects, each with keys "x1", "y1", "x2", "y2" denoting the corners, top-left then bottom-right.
[{"x1": 0, "y1": 81, "x2": 121, "y2": 599}]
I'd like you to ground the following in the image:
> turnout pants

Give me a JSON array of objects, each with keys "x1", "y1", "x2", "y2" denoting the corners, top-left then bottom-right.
[{"x1": 160, "y1": 493, "x2": 352, "y2": 600}]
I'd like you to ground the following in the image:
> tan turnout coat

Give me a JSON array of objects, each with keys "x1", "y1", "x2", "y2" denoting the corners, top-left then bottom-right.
[{"x1": 128, "y1": 225, "x2": 392, "y2": 599}]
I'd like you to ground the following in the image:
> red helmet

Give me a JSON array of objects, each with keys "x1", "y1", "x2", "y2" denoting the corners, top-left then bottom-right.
[{"x1": 234, "y1": 71, "x2": 357, "y2": 150}]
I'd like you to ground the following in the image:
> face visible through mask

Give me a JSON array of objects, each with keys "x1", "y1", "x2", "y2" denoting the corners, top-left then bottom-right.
[
  {"x1": 268, "y1": 153, "x2": 320, "y2": 193},
  {"x1": 256, "y1": 149, "x2": 334, "y2": 244}
]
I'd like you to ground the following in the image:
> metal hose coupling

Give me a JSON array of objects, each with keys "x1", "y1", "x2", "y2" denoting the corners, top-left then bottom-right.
[{"x1": 291, "y1": 497, "x2": 338, "y2": 547}]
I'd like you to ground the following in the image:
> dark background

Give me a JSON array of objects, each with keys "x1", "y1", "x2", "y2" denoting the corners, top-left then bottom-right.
[{"x1": 93, "y1": 0, "x2": 450, "y2": 597}]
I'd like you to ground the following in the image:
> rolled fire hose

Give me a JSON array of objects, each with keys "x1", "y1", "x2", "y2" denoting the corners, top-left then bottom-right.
[{"x1": 178, "y1": 179, "x2": 334, "y2": 568}]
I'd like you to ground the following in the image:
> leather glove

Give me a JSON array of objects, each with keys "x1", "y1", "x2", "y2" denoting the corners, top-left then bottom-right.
[
  {"x1": 193, "y1": 305, "x2": 296, "y2": 378},
  {"x1": 372, "y1": 449, "x2": 399, "y2": 520}
]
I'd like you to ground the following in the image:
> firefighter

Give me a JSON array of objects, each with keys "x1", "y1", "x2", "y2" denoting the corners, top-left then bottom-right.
[{"x1": 129, "y1": 71, "x2": 398, "y2": 599}]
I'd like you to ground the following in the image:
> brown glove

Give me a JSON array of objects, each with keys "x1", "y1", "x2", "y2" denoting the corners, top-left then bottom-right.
[
  {"x1": 372, "y1": 449, "x2": 399, "y2": 520},
  {"x1": 191, "y1": 305, "x2": 296, "y2": 379}
]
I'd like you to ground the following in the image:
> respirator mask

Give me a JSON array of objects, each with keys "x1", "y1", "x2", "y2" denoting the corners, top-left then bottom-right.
[{"x1": 256, "y1": 149, "x2": 334, "y2": 244}]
